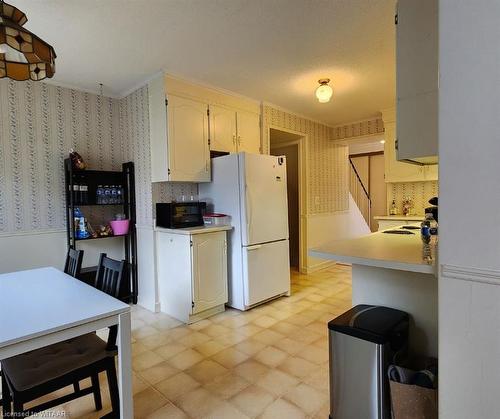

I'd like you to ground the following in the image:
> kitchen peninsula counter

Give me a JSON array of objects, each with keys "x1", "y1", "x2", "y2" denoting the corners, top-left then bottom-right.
[
  {"x1": 310, "y1": 228, "x2": 438, "y2": 357},
  {"x1": 309, "y1": 228, "x2": 436, "y2": 274}
]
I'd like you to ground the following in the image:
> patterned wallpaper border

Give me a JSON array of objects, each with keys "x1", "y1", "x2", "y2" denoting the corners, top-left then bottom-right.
[{"x1": 330, "y1": 117, "x2": 384, "y2": 140}]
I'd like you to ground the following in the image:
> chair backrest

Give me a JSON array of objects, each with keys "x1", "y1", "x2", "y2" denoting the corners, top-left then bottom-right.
[
  {"x1": 95, "y1": 253, "x2": 126, "y2": 351},
  {"x1": 64, "y1": 248, "x2": 84, "y2": 278},
  {"x1": 95, "y1": 253, "x2": 126, "y2": 299}
]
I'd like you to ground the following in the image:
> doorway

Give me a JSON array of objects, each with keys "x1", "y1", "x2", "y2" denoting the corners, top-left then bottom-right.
[
  {"x1": 269, "y1": 128, "x2": 305, "y2": 271},
  {"x1": 350, "y1": 151, "x2": 387, "y2": 231}
]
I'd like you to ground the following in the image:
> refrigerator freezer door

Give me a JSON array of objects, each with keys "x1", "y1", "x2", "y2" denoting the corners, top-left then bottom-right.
[
  {"x1": 242, "y1": 239, "x2": 290, "y2": 307},
  {"x1": 240, "y1": 153, "x2": 289, "y2": 246}
]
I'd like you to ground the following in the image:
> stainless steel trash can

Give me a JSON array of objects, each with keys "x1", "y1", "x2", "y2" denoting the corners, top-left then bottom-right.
[{"x1": 328, "y1": 305, "x2": 409, "y2": 419}]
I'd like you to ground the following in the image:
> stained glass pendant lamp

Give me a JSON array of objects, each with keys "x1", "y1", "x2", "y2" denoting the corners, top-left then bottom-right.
[{"x1": 0, "y1": 0, "x2": 56, "y2": 81}]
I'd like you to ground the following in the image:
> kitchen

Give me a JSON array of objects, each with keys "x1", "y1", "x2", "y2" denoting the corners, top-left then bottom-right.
[{"x1": 0, "y1": 1, "x2": 497, "y2": 418}]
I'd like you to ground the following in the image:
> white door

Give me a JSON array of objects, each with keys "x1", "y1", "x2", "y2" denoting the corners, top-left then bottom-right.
[
  {"x1": 243, "y1": 240, "x2": 290, "y2": 307},
  {"x1": 240, "y1": 153, "x2": 289, "y2": 246},
  {"x1": 191, "y1": 232, "x2": 228, "y2": 314},
  {"x1": 236, "y1": 110, "x2": 261, "y2": 154},
  {"x1": 209, "y1": 105, "x2": 237, "y2": 153},
  {"x1": 167, "y1": 94, "x2": 211, "y2": 182}
]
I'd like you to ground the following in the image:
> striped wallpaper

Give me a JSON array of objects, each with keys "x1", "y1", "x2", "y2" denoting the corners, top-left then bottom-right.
[
  {"x1": 0, "y1": 79, "x2": 123, "y2": 233},
  {"x1": 0, "y1": 80, "x2": 195, "y2": 233},
  {"x1": 262, "y1": 105, "x2": 349, "y2": 214}
]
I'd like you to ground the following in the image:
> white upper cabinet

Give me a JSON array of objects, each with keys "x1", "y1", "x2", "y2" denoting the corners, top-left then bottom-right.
[
  {"x1": 236, "y1": 110, "x2": 261, "y2": 154},
  {"x1": 167, "y1": 94, "x2": 210, "y2": 182},
  {"x1": 209, "y1": 106, "x2": 261, "y2": 154},
  {"x1": 149, "y1": 74, "x2": 262, "y2": 182},
  {"x1": 148, "y1": 75, "x2": 210, "y2": 183},
  {"x1": 209, "y1": 105, "x2": 237, "y2": 153},
  {"x1": 383, "y1": 108, "x2": 426, "y2": 183},
  {"x1": 396, "y1": 0, "x2": 438, "y2": 164}
]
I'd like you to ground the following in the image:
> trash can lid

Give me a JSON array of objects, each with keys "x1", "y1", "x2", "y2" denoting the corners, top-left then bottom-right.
[{"x1": 328, "y1": 305, "x2": 409, "y2": 345}]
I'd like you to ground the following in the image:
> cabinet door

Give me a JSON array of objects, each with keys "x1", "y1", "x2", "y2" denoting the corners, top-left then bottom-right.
[
  {"x1": 191, "y1": 232, "x2": 228, "y2": 314},
  {"x1": 167, "y1": 94, "x2": 211, "y2": 182},
  {"x1": 209, "y1": 105, "x2": 237, "y2": 153},
  {"x1": 396, "y1": 0, "x2": 438, "y2": 161},
  {"x1": 236, "y1": 110, "x2": 261, "y2": 154}
]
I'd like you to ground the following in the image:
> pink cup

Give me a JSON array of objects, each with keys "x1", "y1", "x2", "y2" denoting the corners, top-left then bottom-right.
[{"x1": 110, "y1": 219, "x2": 130, "y2": 236}]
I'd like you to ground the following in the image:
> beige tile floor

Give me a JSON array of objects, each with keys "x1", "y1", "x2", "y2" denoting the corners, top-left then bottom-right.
[{"x1": 1, "y1": 265, "x2": 352, "y2": 418}]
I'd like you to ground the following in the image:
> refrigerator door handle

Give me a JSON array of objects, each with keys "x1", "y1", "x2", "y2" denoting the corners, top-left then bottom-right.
[
  {"x1": 246, "y1": 244, "x2": 262, "y2": 251},
  {"x1": 245, "y1": 185, "x2": 253, "y2": 230}
]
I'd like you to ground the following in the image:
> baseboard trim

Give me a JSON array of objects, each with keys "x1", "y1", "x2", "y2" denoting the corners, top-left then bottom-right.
[
  {"x1": 441, "y1": 264, "x2": 500, "y2": 286},
  {"x1": 306, "y1": 260, "x2": 336, "y2": 273}
]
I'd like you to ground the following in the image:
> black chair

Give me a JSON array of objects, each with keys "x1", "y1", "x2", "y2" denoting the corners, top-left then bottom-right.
[
  {"x1": 1, "y1": 253, "x2": 126, "y2": 419},
  {"x1": 64, "y1": 248, "x2": 84, "y2": 278}
]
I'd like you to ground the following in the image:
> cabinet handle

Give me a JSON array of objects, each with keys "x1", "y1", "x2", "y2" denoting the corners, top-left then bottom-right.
[
  {"x1": 232, "y1": 134, "x2": 236, "y2": 145},
  {"x1": 238, "y1": 135, "x2": 241, "y2": 145},
  {"x1": 246, "y1": 244, "x2": 262, "y2": 251}
]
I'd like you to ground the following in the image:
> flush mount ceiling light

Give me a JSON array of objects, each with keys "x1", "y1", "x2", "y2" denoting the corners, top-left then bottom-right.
[
  {"x1": 315, "y1": 78, "x2": 333, "y2": 103},
  {"x1": 0, "y1": 0, "x2": 56, "y2": 81}
]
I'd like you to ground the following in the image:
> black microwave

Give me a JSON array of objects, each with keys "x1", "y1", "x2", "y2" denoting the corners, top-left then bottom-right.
[{"x1": 156, "y1": 202, "x2": 207, "y2": 229}]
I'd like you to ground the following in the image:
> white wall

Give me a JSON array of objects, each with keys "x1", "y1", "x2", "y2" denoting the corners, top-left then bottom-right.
[
  {"x1": 439, "y1": 1, "x2": 500, "y2": 417},
  {"x1": 307, "y1": 194, "x2": 370, "y2": 271},
  {"x1": 0, "y1": 231, "x2": 126, "y2": 274}
]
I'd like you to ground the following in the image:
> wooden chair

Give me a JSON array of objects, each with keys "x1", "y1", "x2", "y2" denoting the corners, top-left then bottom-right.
[
  {"x1": 64, "y1": 248, "x2": 84, "y2": 278},
  {"x1": 1, "y1": 253, "x2": 126, "y2": 418}
]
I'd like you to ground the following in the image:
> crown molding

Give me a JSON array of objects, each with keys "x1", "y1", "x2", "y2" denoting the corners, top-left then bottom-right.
[
  {"x1": 331, "y1": 115, "x2": 383, "y2": 129},
  {"x1": 380, "y1": 107, "x2": 396, "y2": 124}
]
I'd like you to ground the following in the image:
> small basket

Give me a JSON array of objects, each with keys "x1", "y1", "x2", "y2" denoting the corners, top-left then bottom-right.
[
  {"x1": 109, "y1": 219, "x2": 130, "y2": 236},
  {"x1": 203, "y1": 213, "x2": 230, "y2": 226}
]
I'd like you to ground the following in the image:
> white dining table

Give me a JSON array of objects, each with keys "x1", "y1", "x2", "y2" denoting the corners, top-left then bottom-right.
[{"x1": 0, "y1": 267, "x2": 133, "y2": 418}]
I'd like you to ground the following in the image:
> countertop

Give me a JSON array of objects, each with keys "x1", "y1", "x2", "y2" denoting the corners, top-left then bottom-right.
[
  {"x1": 309, "y1": 228, "x2": 436, "y2": 275},
  {"x1": 374, "y1": 215, "x2": 425, "y2": 221},
  {"x1": 155, "y1": 225, "x2": 232, "y2": 235}
]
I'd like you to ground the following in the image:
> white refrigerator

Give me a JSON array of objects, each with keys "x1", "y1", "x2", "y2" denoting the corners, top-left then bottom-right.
[{"x1": 199, "y1": 152, "x2": 290, "y2": 310}]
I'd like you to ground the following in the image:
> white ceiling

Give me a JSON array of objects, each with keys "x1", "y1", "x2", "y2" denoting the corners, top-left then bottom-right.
[{"x1": 14, "y1": 0, "x2": 396, "y2": 125}]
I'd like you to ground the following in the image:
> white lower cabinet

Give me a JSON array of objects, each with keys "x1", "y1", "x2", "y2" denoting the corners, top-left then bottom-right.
[{"x1": 156, "y1": 228, "x2": 229, "y2": 323}]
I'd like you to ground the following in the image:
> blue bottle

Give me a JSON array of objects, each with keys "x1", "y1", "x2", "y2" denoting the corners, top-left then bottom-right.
[{"x1": 74, "y1": 207, "x2": 89, "y2": 239}]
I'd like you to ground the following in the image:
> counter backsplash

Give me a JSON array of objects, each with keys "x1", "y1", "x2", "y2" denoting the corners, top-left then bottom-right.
[{"x1": 387, "y1": 181, "x2": 438, "y2": 216}]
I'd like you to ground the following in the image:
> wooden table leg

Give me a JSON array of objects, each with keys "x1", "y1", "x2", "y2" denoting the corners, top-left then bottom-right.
[{"x1": 117, "y1": 311, "x2": 133, "y2": 419}]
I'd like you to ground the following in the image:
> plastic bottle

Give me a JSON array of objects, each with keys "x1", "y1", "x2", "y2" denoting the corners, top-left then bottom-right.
[
  {"x1": 103, "y1": 185, "x2": 111, "y2": 204},
  {"x1": 74, "y1": 207, "x2": 89, "y2": 239},
  {"x1": 111, "y1": 185, "x2": 118, "y2": 204},
  {"x1": 96, "y1": 185, "x2": 104, "y2": 204},
  {"x1": 79, "y1": 181, "x2": 88, "y2": 205},
  {"x1": 421, "y1": 214, "x2": 432, "y2": 244},
  {"x1": 116, "y1": 185, "x2": 123, "y2": 204},
  {"x1": 427, "y1": 212, "x2": 438, "y2": 246},
  {"x1": 421, "y1": 213, "x2": 437, "y2": 263},
  {"x1": 72, "y1": 182, "x2": 80, "y2": 204}
]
